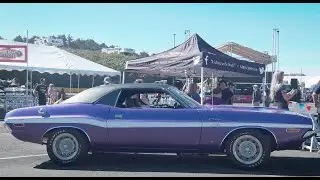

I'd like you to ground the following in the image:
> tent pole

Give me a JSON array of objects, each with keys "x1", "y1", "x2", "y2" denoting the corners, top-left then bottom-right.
[
  {"x1": 92, "y1": 75, "x2": 95, "y2": 87},
  {"x1": 122, "y1": 71, "x2": 125, "y2": 84},
  {"x1": 211, "y1": 72, "x2": 214, "y2": 106},
  {"x1": 26, "y1": 30, "x2": 29, "y2": 95},
  {"x1": 77, "y1": 74, "x2": 80, "y2": 93},
  {"x1": 262, "y1": 65, "x2": 267, "y2": 107},
  {"x1": 30, "y1": 70, "x2": 33, "y2": 89},
  {"x1": 69, "y1": 73, "x2": 72, "y2": 94},
  {"x1": 200, "y1": 67, "x2": 204, "y2": 105}
]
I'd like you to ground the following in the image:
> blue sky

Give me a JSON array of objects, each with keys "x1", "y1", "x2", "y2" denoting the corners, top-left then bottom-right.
[{"x1": 1, "y1": 3, "x2": 319, "y2": 75}]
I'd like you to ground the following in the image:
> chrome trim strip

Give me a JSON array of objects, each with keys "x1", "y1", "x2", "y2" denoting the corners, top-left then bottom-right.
[
  {"x1": 219, "y1": 126, "x2": 278, "y2": 148},
  {"x1": 41, "y1": 126, "x2": 92, "y2": 143}
]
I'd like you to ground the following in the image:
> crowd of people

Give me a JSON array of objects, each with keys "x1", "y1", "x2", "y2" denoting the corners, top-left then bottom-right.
[
  {"x1": 2, "y1": 72, "x2": 320, "y2": 121},
  {"x1": 32, "y1": 78, "x2": 66, "y2": 106}
]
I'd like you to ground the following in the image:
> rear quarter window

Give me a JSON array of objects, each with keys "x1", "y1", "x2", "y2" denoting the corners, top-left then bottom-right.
[
  {"x1": 95, "y1": 89, "x2": 121, "y2": 106},
  {"x1": 62, "y1": 86, "x2": 116, "y2": 104}
]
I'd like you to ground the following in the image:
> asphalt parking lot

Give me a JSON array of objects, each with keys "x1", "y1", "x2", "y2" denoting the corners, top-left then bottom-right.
[
  {"x1": 1, "y1": 131, "x2": 320, "y2": 177},
  {"x1": 0, "y1": 103, "x2": 319, "y2": 177}
]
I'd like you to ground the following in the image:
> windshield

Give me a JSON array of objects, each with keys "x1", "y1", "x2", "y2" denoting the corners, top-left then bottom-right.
[
  {"x1": 169, "y1": 87, "x2": 201, "y2": 108},
  {"x1": 62, "y1": 86, "x2": 113, "y2": 104}
]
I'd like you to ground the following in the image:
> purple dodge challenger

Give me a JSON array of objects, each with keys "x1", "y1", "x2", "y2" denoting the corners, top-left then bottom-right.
[{"x1": 4, "y1": 83, "x2": 317, "y2": 169}]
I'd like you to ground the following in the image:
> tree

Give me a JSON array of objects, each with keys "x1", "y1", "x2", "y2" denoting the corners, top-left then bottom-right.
[
  {"x1": 67, "y1": 34, "x2": 73, "y2": 48},
  {"x1": 13, "y1": 35, "x2": 24, "y2": 42},
  {"x1": 28, "y1": 36, "x2": 39, "y2": 44},
  {"x1": 0, "y1": 36, "x2": 3, "y2": 40},
  {"x1": 99, "y1": 43, "x2": 108, "y2": 49},
  {"x1": 139, "y1": 51, "x2": 150, "y2": 58}
]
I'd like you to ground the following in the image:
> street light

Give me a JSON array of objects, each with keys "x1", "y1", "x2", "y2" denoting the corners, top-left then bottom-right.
[
  {"x1": 173, "y1": 33, "x2": 176, "y2": 47},
  {"x1": 272, "y1": 28, "x2": 279, "y2": 72},
  {"x1": 276, "y1": 29, "x2": 280, "y2": 71}
]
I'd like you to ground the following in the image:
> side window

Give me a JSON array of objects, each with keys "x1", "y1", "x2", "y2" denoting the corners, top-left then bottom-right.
[
  {"x1": 96, "y1": 89, "x2": 121, "y2": 106},
  {"x1": 116, "y1": 89, "x2": 183, "y2": 109},
  {"x1": 148, "y1": 92, "x2": 179, "y2": 107}
]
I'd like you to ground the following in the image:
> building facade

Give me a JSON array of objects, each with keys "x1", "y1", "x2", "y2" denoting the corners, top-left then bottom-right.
[
  {"x1": 34, "y1": 37, "x2": 64, "y2": 47},
  {"x1": 101, "y1": 47, "x2": 135, "y2": 54}
]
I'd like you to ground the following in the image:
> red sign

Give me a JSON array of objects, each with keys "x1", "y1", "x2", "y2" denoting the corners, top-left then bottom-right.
[{"x1": 0, "y1": 45, "x2": 28, "y2": 63}]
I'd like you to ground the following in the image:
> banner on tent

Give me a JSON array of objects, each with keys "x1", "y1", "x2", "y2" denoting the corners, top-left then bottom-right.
[
  {"x1": 202, "y1": 52, "x2": 265, "y2": 77},
  {"x1": 0, "y1": 45, "x2": 28, "y2": 63}
]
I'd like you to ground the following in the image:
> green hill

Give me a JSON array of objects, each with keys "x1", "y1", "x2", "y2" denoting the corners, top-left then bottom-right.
[{"x1": 6, "y1": 34, "x2": 151, "y2": 71}]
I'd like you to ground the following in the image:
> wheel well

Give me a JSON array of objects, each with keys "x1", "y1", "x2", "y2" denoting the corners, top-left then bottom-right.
[
  {"x1": 41, "y1": 127, "x2": 91, "y2": 148},
  {"x1": 221, "y1": 128, "x2": 277, "y2": 151}
]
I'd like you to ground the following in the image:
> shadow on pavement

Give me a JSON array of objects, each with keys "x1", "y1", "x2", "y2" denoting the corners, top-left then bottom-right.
[{"x1": 34, "y1": 153, "x2": 320, "y2": 176}]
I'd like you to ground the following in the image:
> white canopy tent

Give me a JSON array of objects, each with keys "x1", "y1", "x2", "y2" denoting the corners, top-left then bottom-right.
[
  {"x1": 0, "y1": 40, "x2": 120, "y2": 76},
  {"x1": 0, "y1": 40, "x2": 120, "y2": 92}
]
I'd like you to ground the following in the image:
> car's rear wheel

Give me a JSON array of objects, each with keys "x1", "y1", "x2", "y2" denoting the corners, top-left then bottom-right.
[
  {"x1": 46, "y1": 129, "x2": 89, "y2": 165},
  {"x1": 225, "y1": 130, "x2": 271, "y2": 169}
]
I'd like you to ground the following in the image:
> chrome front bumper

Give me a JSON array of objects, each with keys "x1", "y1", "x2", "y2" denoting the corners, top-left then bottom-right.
[{"x1": 303, "y1": 130, "x2": 318, "y2": 140}]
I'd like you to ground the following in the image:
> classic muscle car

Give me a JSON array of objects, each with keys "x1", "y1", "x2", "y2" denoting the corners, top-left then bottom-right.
[{"x1": 4, "y1": 83, "x2": 317, "y2": 169}]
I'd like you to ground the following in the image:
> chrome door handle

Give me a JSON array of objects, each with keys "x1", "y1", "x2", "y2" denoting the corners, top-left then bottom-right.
[
  {"x1": 115, "y1": 114, "x2": 122, "y2": 119},
  {"x1": 209, "y1": 118, "x2": 221, "y2": 121}
]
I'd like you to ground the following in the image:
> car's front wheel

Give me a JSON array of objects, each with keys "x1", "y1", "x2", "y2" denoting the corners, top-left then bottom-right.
[
  {"x1": 225, "y1": 130, "x2": 271, "y2": 170},
  {"x1": 46, "y1": 129, "x2": 89, "y2": 165}
]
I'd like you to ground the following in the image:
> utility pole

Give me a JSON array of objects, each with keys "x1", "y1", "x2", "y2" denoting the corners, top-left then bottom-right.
[
  {"x1": 173, "y1": 33, "x2": 176, "y2": 47},
  {"x1": 276, "y1": 29, "x2": 280, "y2": 71},
  {"x1": 272, "y1": 28, "x2": 279, "y2": 72}
]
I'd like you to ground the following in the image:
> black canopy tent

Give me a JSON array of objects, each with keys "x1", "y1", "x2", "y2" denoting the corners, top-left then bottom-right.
[{"x1": 124, "y1": 33, "x2": 267, "y2": 104}]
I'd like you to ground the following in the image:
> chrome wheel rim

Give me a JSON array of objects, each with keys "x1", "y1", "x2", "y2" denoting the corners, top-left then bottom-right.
[
  {"x1": 232, "y1": 135, "x2": 263, "y2": 165},
  {"x1": 52, "y1": 133, "x2": 79, "y2": 161}
]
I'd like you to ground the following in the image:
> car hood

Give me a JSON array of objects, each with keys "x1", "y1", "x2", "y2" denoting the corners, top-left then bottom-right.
[{"x1": 200, "y1": 105, "x2": 313, "y2": 126}]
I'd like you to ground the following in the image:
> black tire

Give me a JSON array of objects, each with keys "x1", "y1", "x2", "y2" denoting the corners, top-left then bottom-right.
[
  {"x1": 225, "y1": 130, "x2": 271, "y2": 170},
  {"x1": 46, "y1": 129, "x2": 89, "y2": 165}
]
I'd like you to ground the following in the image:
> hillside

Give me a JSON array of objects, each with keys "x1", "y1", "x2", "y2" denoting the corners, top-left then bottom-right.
[
  {"x1": 2, "y1": 34, "x2": 151, "y2": 71},
  {"x1": 63, "y1": 48, "x2": 140, "y2": 71}
]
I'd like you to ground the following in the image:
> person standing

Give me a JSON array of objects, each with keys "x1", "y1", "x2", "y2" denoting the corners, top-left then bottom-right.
[
  {"x1": 133, "y1": 79, "x2": 149, "y2": 105},
  {"x1": 252, "y1": 85, "x2": 262, "y2": 107},
  {"x1": 312, "y1": 80, "x2": 320, "y2": 121},
  {"x1": 218, "y1": 80, "x2": 234, "y2": 105},
  {"x1": 261, "y1": 84, "x2": 271, "y2": 107},
  {"x1": 47, "y1": 83, "x2": 57, "y2": 105},
  {"x1": 33, "y1": 78, "x2": 48, "y2": 106},
  {"x1": 55, "y1": 88, "x2": 67, "y2": 104},
  {"x1": 186, "y1": 83, "x2": 201, "y2": 103},
  {"x1": 101, "y1": 76, "x2": 112, "y2": 86},
  {"x1": 269, "y1": 71, "x2": 297, "y2": 110}
]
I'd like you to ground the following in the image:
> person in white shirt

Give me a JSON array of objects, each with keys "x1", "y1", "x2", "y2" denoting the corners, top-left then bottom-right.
[
  {"x1": 133, "y1": 79, "x2": 149, "y2": 105},
  {"x1": 101, "y1": 76, "x2": 111, "y2": 86}
]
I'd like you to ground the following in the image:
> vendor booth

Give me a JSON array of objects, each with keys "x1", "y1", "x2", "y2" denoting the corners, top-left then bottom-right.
[
  {"x1": 123, "y1": 33, "x2": 267, "y2": 105},
  {"x1": 0, "y1": 40, "x2": 120, "y2": 113}
]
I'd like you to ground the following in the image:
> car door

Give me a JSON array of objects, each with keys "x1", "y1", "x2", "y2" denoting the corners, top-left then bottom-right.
[{"x1": 107, "y1": 90, "x2": 202, "y2": 150}]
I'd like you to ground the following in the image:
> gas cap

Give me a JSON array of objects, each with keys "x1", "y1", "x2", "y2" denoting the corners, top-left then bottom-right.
[{"x1": 38, "y1": 107, "x2": 47, "y2": 116}]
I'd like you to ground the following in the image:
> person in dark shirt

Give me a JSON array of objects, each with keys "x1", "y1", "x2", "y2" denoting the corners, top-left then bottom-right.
[
  {"x1": 270, "y1": 71, "x2": 297, "y2": 110},
  {"x1": 312, "y1": 81, "x2": 320, "y2": 121},
  {"x1": 219, "y1": 80, "x2": 234, "y2": 105},
  {"x1": 58, "y1": 88, "x2": 67, "y2": 100},
  {"x1": 33, "y1": 78, "x2": 48, "y2": 106},
  {"x1": 252, "y1": 85, "x2": 262, "y2": 106}
]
